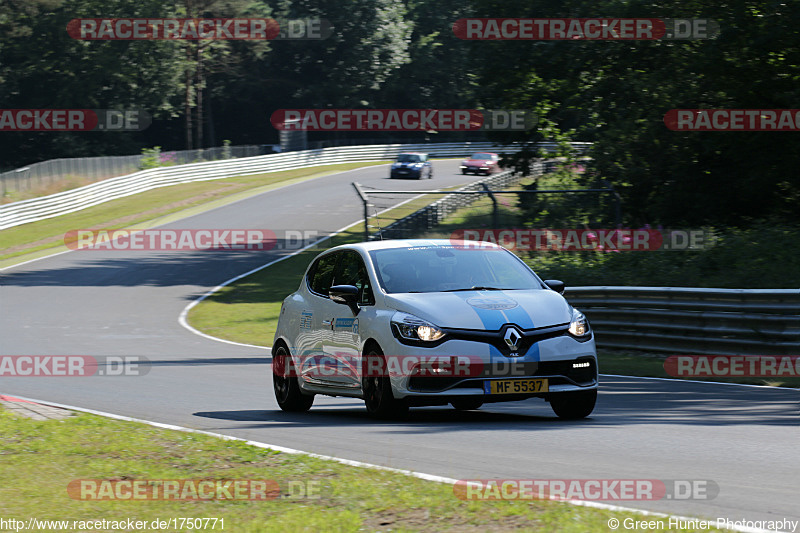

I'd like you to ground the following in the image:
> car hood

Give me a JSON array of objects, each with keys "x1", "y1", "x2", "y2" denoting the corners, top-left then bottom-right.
[{"x1": 383, "y1": 289, "x2": 572, "y2": 330}]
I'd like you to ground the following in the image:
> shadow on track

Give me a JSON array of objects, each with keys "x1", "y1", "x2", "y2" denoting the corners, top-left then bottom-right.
[{"x1": 193, "y1": 376, "x2": 800, "y2": 429}]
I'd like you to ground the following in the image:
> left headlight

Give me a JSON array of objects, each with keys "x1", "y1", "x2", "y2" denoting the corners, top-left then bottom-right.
[
  {"x1": 568, "y1": 308, "x2": 591, "y2": 339},
  {"x1": 391, "y1": 311, "x2": 445, "y2": 342}
]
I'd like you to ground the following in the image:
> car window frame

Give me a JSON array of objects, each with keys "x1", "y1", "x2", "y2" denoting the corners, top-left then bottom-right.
[
  {"x1": 306, "y1": 251, "x2": 341, "y2": 298},
  {"x1": 332, "y1": 250, "x2": 375, "y2": 306},
  {"x1": 368, "y1": 246, "x2": 547, "y2": 294}
]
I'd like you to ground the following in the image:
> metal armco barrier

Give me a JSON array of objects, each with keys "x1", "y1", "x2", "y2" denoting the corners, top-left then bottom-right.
[
  {"x1": 566, "y1": 287, "x2": 800, "y2": 355},
  {"x1": 0, "y1": 142, "x2": 589, "y2": 230}
]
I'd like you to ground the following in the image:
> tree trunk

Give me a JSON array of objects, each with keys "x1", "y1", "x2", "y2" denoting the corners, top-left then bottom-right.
[
  {"x1": 195, "y1": 44, "x2": 204, "y2": 150},
  {"x1": 185, "y1": 43, "x2": 193, "y2": 150}
]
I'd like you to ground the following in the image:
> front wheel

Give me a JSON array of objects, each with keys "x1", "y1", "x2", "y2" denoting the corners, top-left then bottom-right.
[
  {"x1": 362, "y1": 349, "x2": 408, "y2": 419},
  {"x1": 549, "y1": 389, "x2": 596, "y2": 419},
  {"x1": 273, "y1": 345, "x2": 314, "y2": 412}
]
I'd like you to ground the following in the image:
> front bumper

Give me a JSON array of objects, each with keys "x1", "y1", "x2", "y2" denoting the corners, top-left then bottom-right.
[
  {"x1": 391, "y1": 167, "x2": 422, "y2": 178},
  {"x1": 460, "y1": 164, "x2": 492, "y2": 173},
  {"x1": 386, "y1": 334, "x2": 598, "y2": 401}
]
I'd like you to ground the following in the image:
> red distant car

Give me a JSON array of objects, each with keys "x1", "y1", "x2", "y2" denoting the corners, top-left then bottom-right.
[{"x1": 460, "y1": 152, "x2": 501, "y2": 175}]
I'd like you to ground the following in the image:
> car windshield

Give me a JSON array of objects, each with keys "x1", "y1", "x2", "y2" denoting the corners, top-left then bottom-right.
[
  {"x1": 396, "y1": 154, "x2": 421, "y2": 163},
  {"x1": 470, "y1": 153, "x2": 493, "y2": 160},
  {"x1": 369, "y1": 245, "x2": 543, "y2": 294}
]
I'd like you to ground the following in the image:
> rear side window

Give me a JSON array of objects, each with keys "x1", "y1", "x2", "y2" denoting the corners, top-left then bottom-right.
[{"x1": 308, "y1": 252, "x2": 338, "y2": 296}]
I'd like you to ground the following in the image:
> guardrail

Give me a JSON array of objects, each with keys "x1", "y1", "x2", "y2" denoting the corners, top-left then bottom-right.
[
  {"x1": 0, "y1": 145, "x2": 263, "y2": 196},
  {"x1": 566, "y1": 287, "x2": 800, "y2": 355},
  {"x1": 0, "y1": 141, "x2": 589, "y2": 230}
]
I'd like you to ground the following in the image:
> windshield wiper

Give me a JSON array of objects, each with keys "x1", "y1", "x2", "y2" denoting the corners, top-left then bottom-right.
[{"x1": 443, "y1": 286, "x2": 509, "y2": 292}]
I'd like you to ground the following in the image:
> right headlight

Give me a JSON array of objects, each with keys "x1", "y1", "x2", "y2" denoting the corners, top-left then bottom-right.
[
  {"x1": 391, "y1": 311, "x2": 445, "y2": 343},
  {"x1": 568, "y1": 308, "x2": 592, "y2": 339}
]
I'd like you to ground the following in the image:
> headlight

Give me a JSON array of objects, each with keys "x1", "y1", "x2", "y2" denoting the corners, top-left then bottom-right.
[
  {"x1": 391, "y1": 312, "x2": 445, "y2": 342},
  {"x1": 568, "y1": 308, "x2": 591, "y2": 338}
]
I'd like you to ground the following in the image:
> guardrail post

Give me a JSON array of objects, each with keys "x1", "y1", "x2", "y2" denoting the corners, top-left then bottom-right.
[
  {"x1": 481, "y1": 183, "x2": 498, "y2": 229},
  {"x1": 352, "y1": 182, "x2": 370, "y2": 241}
]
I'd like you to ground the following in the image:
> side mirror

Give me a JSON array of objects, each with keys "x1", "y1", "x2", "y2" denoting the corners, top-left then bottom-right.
[
  {"x1": 329, "y1": 285, "x2": 360, "y2": 315},
  {"x1": 544, "y1": 279, "x2": 565, "y2": 294}
]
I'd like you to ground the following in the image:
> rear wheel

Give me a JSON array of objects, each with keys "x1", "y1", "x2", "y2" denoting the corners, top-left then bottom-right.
[
  {"x1": 451, "y1": 398, "x2": 483, "y2": 411},
  {"x1": 549, "y1": 389, "x2": 596, "y2": 419},
  {"x1": 362, "y1": 348, "x2": 408, "y2": 419},
  {"x1": 273, "y1": 345, "x2": 314, "y2": 412}
]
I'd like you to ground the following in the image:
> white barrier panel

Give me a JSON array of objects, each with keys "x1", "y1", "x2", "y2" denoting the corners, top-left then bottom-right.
[{"x1": 0, "y1": 142, "x2": 589, "y2": 230}]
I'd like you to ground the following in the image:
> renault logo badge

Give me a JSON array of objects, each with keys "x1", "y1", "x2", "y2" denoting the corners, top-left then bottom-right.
[{"x1": 503, "y1": 326, "x2": 523, "y2": 351}]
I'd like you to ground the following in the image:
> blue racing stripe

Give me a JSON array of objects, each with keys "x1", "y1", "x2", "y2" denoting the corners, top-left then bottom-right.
[{"x1": 450, "y1": 292, "x2": 500, "y2": 330}]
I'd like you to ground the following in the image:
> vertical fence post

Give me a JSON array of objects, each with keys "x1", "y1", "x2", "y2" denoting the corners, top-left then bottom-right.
[
  {"x1": 352, "y1": 182, "x2": 370, "y2": 241},
  {"x1": 482, "y1": 183, "x2": 498, "y2": 229}
]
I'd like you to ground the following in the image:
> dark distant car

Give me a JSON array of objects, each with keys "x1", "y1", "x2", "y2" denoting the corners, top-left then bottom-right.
[
  {"x1": 460, "y1": 152, "x2": 500, "y2": 175},
  {"x1": 390, "y1": 152, "x2": 432, "y2": 179}
]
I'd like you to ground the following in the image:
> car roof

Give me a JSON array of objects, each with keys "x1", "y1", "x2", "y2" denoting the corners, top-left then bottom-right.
[
  {"x1": 469, "y1": 152, "x2": 498, "y2": 156},
  {"x1": 398, "y1": 152, "x2": 427, "y2": 155},
  {"x1": 324, "y1": 239, "x2": 504, "y2": 253}
]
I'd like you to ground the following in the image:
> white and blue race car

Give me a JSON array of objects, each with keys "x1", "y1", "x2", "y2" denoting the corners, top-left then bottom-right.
[{"x1": 272, "y1": 239, "x2": 597, "y2": 418}]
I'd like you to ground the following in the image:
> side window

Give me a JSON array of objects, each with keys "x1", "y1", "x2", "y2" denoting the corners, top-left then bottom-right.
[
  {"x1": 334, "y1": 251, "x2": 375, "y2": 305},
  {"x1": 308, "y1": 252, "x2": 338, "y2": 296}
]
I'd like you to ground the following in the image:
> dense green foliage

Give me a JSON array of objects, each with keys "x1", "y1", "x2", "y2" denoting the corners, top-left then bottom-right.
[{"x1": 2, "y1": 0, "x2": 798, "y2": 226}]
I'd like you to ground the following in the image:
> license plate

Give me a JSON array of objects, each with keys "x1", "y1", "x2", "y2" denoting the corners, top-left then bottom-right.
[{"x1": 484, "y1": 378, "x2": 548, "y2": 394}]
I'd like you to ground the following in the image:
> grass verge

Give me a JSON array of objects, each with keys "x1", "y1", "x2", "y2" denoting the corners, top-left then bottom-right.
[
  {"x1": 417, "y1": 175, "x2": 800, "y2": 289},
  {"x1": 0, "y1": 406, "x2": 727, "y2": 532},
  {"x1": 0, "y1": 161, "x2": 389, "y2": 267}
]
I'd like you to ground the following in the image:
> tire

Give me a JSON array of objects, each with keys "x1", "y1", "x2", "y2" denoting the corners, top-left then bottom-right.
[
  {"x1": 549, "y1": 389, "x2": 596, "y2": 419},
  {"x1": 273, "y1": 345, "x2": 314, "y2": 412},
  {"x1": 451, "y1": 398, "x2": 483, "y2": 411},
  {"x1": 428, "y1": 168, "x2": 434, "y2": 179},
  {"x1": 362, "y1": 348, "x2": 408, "y2": 419},
  {"x1": 461, "y1": 169, "x2": 467, "y2": 175}
]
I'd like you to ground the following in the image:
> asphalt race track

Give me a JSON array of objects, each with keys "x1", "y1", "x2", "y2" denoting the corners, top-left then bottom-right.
[{"x1": 1, "y1": 160, "x2": 798, "y2": 525}]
